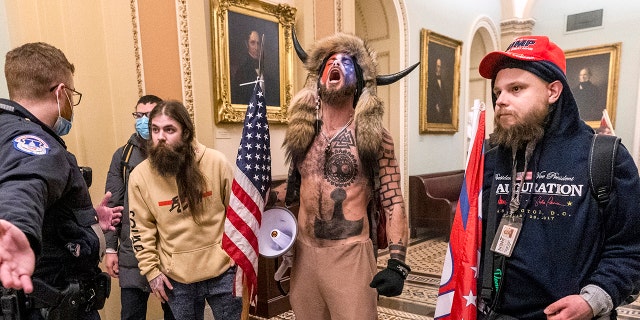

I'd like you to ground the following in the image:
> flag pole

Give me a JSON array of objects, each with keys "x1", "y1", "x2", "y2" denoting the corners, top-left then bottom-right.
[
  {"x1": 222, "y1": 30, "x2": 272, "y2": 310},
  {"x1": 466, "y1": 99, "x2": 485, "y2": 167}
]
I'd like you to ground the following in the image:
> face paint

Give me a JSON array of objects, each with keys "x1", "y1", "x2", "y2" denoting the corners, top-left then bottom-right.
[{"x1": 320, "y1": 53, "x2": 357, "y2": 87}]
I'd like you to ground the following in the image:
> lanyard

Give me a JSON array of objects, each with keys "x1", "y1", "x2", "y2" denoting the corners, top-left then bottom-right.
[
  {"x1": 507, "y1": 139, "x2": 537, "y2": 217},
  {"x1": 481, "y1": 140, "x2": 537, "y2": 313}
]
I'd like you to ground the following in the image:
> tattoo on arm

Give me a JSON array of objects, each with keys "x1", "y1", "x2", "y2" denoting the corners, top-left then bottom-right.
[
  {"x1": 379, "y1": 132, "x2": 405, "y2": 218},
  {"x1": 389, "y1": 242, "x2": 407, "y2": 262},
  {"x1": 378, "y1": 131, "x2": 408, "y2": 263}
]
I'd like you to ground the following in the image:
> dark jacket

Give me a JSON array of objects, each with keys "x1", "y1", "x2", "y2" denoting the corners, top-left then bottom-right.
[
  {"x1": 0, "y1": 99, "x2": 101, "y2": 288},
  {"x1": 230, "y1": 53, "x2": 280, "y2": 107},
  {"x1": 572, "y1": 80, "x2": 604, "y2": 121},
  {"x1": 481, "y1": 62, "x2": 640, "y2": 319},
  {"x1": 104, "y1": 133, "x2": 149, "y2": 289}
]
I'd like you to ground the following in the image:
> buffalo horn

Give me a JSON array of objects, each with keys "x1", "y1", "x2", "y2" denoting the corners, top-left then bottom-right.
[
  {"x1": 376, "y1": 62, "x2": 420, "y2": 86},
  {"x1": 292, "y1": 28, "x2": 308, "y2": 63}
]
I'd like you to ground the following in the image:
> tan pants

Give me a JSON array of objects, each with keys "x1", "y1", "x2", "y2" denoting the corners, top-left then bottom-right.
[{"x1": 289, "y1": 239, "x2": 378, "y2": 320}]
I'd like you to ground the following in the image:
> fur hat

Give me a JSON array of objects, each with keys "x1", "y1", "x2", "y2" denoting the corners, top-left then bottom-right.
[{"x1": 283, "y1": 33, "x2": 384, "y2": 168}]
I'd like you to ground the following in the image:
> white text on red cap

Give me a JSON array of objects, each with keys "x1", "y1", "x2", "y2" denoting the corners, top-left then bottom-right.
[{"x1": 506, "y1": 39, "x2": 537, "y2": 51}]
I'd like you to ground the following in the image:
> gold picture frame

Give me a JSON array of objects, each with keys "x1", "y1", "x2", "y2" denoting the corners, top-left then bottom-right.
[
  {"x1": 419, "y1": 29, "x2": 462, "y2": 134},
  {"x1": 565, "y1": 42, "x2": 621, "y2": 128},
  {"x1": 211, "y1": 0, "x2": 296, "y2": 123}
]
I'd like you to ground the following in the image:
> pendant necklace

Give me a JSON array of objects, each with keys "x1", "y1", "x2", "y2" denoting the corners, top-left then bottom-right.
[{"x1": 321, "y1": 116, "x2": 353, "y2": 157}]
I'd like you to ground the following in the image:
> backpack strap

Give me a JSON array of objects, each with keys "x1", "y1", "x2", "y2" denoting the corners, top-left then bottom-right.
[
  {"x1": 120, "y1": 142, "x2": 135, "y2": 185},
  {"x1": 588, "y1": 135, "x2": 640, "y2": 304},
  {"x1": 589, "y1": 134, "x2": 620, "y2": 207}
]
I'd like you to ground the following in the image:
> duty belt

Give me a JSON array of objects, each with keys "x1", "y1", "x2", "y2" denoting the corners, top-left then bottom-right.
[{"x1": 0, "y1": 273, "x2": 110, "y2": 320}]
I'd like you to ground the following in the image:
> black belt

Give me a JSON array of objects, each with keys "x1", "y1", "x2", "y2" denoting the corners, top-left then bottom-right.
[{"x1": 0, "y1": 273, "x2": 110, "y2": 320}]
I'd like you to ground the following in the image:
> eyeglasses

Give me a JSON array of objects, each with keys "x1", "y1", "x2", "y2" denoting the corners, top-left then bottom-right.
[
  {"x1": 132, "y1": 112, "x2": 150, "y2": 119},
  {"x1": 49, "y1": 84, "x2": 82, "y2": 106}
]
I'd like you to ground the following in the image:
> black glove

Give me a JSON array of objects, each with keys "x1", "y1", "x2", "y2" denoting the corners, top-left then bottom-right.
[{"x1": 369, "y1": 259, "x2": 411, "y2": 297}]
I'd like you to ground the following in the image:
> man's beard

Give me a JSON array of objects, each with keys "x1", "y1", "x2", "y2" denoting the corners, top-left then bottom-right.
[
  {"x1": 490, "y1": 105, "x2": 549, "y2": 151},
  {"x1": 148, "y1": 140, "x2": 189, "y2": 177},
  {"x1": 319, "y1": 82, "x2": 356, "y2": 105}
]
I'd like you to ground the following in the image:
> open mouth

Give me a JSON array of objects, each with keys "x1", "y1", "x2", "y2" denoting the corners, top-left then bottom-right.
[{"x1": 329, "y1": 69, "x2": 341, "y2": 83}]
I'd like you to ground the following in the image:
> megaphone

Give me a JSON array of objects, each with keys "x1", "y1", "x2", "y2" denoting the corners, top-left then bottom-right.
[{"x1": 258, "y1": 207, "x2": 298, "y2": 258}]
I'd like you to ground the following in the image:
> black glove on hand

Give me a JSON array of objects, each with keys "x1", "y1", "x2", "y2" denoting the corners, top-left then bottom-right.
[{"x1": 369, "y1": 259, "x2": 411, "y2": 297}]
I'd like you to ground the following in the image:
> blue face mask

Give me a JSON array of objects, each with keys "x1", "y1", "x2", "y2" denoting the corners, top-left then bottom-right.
[
  {"x1": 53, "y1": 91, "x2": 73, "y2": 136},
  {"x1": 135, "y1": 116, "x2": 150, "y2": 140},
  {"x1": 53, "y1": 116, "x2": 73, "y2": 136}
]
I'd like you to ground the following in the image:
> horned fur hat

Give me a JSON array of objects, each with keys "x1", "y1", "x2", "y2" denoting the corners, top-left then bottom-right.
[{"x1": 283, "y1": 32, "x2": 417, "y2": 167}]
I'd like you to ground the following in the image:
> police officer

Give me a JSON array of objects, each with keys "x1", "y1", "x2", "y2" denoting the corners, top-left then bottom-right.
[{"x1": 0, "y1": 42, "x2": 122, "y2": 319}]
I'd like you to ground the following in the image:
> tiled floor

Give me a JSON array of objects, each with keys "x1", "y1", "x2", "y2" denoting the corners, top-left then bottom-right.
[{"x1": 251, "y1": 235, "x2": 640, "y2": 319}]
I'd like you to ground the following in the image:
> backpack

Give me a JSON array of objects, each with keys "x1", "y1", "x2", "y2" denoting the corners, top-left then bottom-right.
[{"x1": 120, "y1": 142, "x2": 135, "y2": 185}]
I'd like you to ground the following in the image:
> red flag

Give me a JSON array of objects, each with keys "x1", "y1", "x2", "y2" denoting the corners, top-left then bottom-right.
[
  {"x1": 435, "y1": 107, "x2": 485, "y2": 319},
  {"x1": 222, "y1": 82, "x2": 271, "y2": 302},
  {"x1": 596, "y1": 109, "x2": 615, "y2": 136}
]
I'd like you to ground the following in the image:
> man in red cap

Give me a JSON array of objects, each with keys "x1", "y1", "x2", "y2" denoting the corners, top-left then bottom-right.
[{"x1": 477, "y1": 36, "x2": 640, "y2": 319}]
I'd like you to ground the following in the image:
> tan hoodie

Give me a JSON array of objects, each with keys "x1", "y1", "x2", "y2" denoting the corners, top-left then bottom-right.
[{"x1": 128, "y1": 142, "x2": 234, "y2": 283}]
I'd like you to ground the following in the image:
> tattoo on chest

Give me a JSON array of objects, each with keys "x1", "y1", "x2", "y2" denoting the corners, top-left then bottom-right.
[
  {"x1": 314, "y1": 188, "x2": 363, "y2": 240},
  {"x1": 324, "y1": 131, "x2": 358, "y2": 188}
]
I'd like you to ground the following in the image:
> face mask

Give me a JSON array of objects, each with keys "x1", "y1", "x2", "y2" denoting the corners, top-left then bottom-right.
[
  {"x1": 53, "y1": 89, "x2": 73, "y2": 136},
  {"x1": 135, "y1": 116, "x2": 150, "y2": 140},
  {"x1": 53, "y1": 116, "x2": 72, "y2": 136}
]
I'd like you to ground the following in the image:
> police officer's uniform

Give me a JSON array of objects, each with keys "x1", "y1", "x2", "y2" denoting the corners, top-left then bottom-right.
[{"x1": 0, "y1": 99, "x2": 109, "y2": 319}]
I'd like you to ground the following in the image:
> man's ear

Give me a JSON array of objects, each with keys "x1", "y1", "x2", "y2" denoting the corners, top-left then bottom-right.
[{"x1": 548, "y1": 80, "x2": 563, "y2": 104}]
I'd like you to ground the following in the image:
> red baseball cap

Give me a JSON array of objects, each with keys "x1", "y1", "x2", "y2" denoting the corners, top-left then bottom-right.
[{"x1": 479, "y1": 36, "x2": 566, "y2": 79}]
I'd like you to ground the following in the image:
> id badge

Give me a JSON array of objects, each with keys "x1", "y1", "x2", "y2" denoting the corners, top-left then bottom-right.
[{"x1": 490, "y1": 215, "x2": 523, "y2": 257}]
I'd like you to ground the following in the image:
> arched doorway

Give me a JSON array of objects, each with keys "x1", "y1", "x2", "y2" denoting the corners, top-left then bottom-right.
[
  {"x1": 354, "y1": 0, "x2": 409, "y2": 179},
  {"x1": 465, "y1": 17, "x2": 499, "y2": 154}
]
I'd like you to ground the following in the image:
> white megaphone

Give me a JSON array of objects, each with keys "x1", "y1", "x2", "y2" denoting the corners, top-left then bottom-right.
[{"x1": 258, "y1": 207, "x2": 298, "y2": 258}]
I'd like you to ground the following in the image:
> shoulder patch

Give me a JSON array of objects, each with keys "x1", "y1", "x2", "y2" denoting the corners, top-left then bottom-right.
[{"x1": 12, "y1": 135, "x2": 50, "y2": 155}]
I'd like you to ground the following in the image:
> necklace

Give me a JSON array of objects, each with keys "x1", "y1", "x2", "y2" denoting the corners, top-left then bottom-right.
[{"x1": 321, "y1": 117, "x2": 353, "y2": 156}]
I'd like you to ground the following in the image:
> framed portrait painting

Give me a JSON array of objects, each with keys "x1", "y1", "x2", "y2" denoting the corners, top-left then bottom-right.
[
  {"x1": 565, "y1": 42, "x2": 621, "y2": 128},
  {"x1": 211, "y1": 0, "x2": 296, "y2": 123},
  {"x1": 418, "y1": 29, "x2": 462, "y2": 134}
]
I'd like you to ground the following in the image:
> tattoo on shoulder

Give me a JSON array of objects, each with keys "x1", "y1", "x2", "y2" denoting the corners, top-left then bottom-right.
[{"x1": 381, "y1": 131, "x2": 395, "y2": 157}]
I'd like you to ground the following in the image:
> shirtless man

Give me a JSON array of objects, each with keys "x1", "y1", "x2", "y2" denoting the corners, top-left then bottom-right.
[{"x1": 283, "y1": 32, "x2": 415, "y2": 320}]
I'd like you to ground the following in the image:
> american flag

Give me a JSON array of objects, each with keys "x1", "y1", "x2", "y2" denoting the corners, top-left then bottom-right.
[
  {"x1": 222, "y1": 82, "x2": 271, "y2": 302},
  {"x1": 434, "y1": 106, "x2": 485, "y2": 319}
]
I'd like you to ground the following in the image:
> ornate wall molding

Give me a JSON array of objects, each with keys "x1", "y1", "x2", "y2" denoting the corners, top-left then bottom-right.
[
  {"x1": 336, "y1": 0, "x2": 343, "y2": 32},
  {"x1": 176, "y1": 0, "x2": 195, "y2": 118},
  {"x1": 129, "y1": 0, "x2": 195, "y2": 118},
  {"x1": 398, "y1": 0, "x2": 409, "y2": 191},
  {"x1": 130, "y1": 0, "x2": 144, "y2": 97}
]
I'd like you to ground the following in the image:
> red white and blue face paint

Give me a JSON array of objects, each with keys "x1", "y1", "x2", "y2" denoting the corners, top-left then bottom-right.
[{"x1": 320, "y1": 53, "x2": 357, "y2": 88}]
